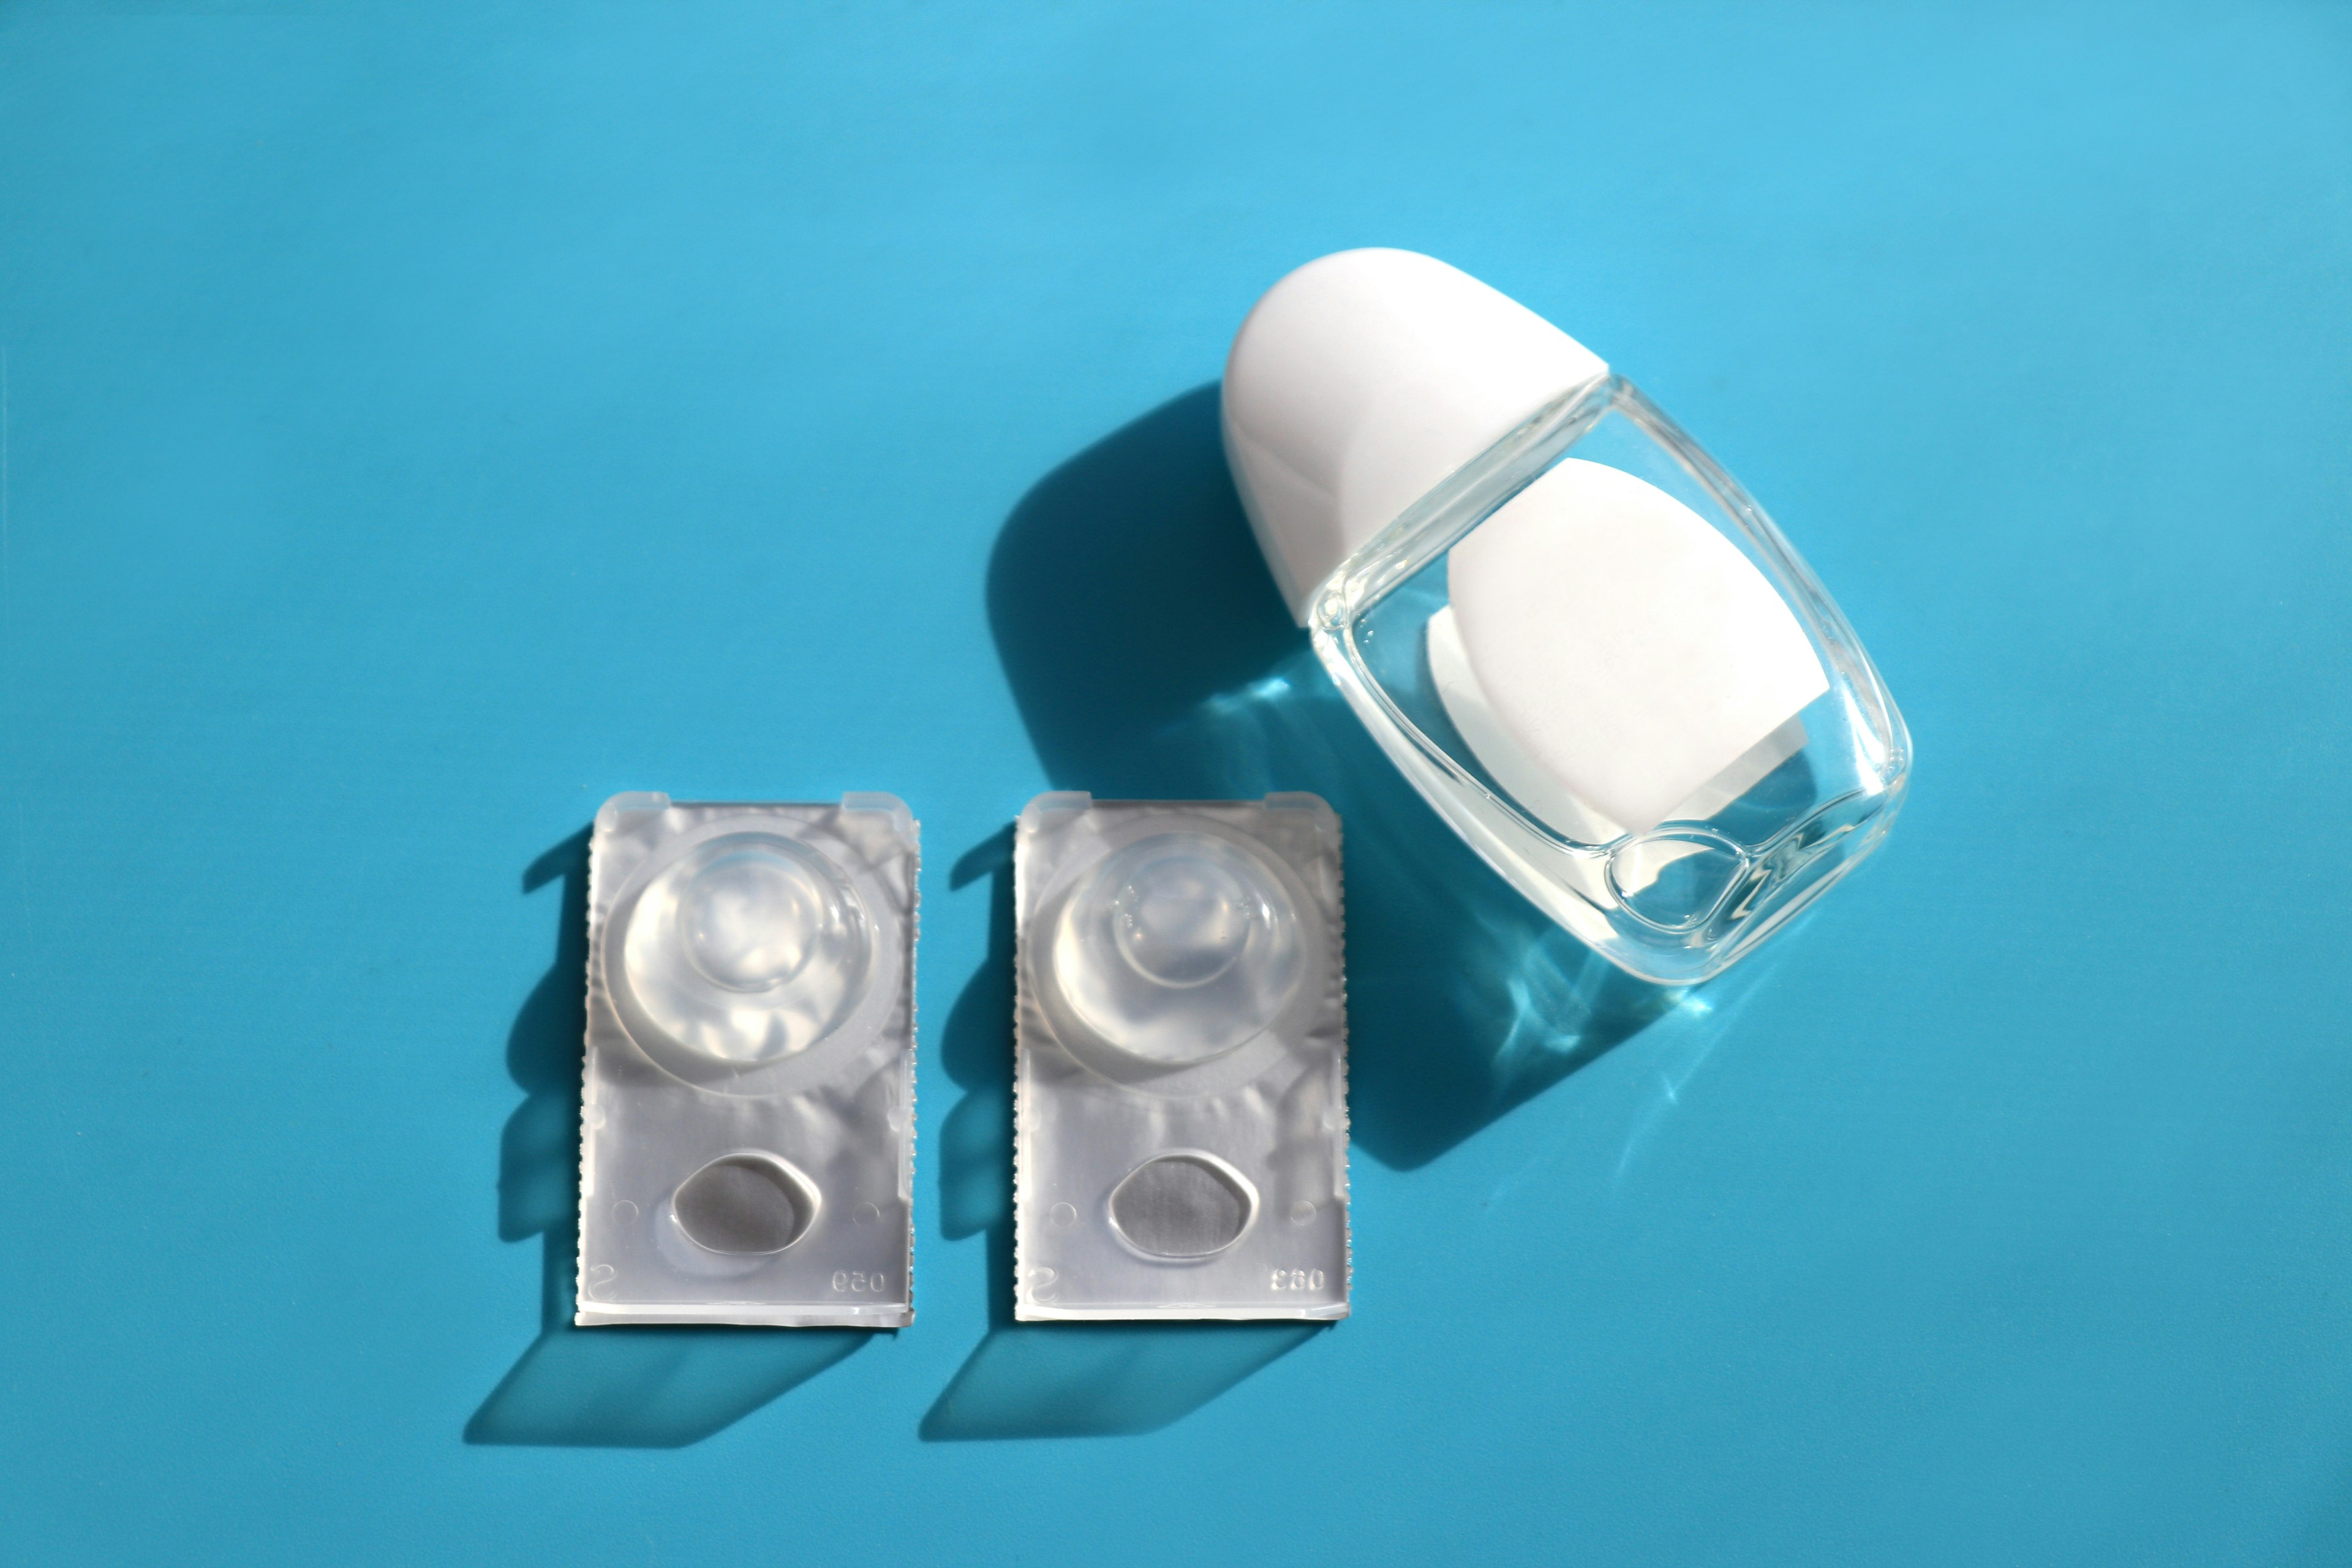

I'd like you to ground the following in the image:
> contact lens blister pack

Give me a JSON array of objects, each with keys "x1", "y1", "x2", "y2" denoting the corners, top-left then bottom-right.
[
  {"x1": 574, "y1": 793, "x2": 917, "y2": 1327},
  {"x1": 1012, "y1": 793, "x2": 1349, "y2": 1321}
]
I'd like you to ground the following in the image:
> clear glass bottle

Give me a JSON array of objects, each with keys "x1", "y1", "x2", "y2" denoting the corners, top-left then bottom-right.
[{"x1": 1223, "y1": 251, "x2": 1909, "y2": 985}]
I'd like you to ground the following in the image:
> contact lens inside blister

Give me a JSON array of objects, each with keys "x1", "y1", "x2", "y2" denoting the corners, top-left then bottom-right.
[
  {"x1": 1048, "y1": 831, "x2": 1302, "y2": 1066},
  {"x1": 620, "y1": 832, "x2": 873, "y2": 1064}
]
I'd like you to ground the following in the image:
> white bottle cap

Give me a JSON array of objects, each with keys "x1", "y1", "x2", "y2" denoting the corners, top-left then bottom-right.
[{"x1": 1220, "y1": 248, "x2": 1607, "y2": 623}]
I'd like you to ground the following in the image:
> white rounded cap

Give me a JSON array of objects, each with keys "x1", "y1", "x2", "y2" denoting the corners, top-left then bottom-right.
[{"x1": 1220, "y1": 249, "x2": 1607, "y2": 623}]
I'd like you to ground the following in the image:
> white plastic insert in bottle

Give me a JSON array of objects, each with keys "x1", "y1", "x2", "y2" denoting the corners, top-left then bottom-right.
[{"x1": 1221, "y1": 249, "x2": 1910, "y2": 984}]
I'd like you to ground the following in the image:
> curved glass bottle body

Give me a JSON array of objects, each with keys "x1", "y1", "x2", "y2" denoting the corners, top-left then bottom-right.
[{"x1": 1308, "y1": 374, "x2": 1910, "y2": 986}]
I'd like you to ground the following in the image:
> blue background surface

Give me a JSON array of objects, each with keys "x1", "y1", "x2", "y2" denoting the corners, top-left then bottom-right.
[{"x1": 4, "y1": 2, "x2": 2350, "y2": 1562}]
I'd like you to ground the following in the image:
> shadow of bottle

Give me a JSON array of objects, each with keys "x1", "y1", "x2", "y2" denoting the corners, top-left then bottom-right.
[
  {"x1": 919, "y1": 385, "x2": 1710, "y2": 1439},
  {"x1": 922, "y1": 831, "x2": 1322, "y2": 1441},
  {"x1": 466, "y1": 831, "x2": 869, "y2": 1449}
]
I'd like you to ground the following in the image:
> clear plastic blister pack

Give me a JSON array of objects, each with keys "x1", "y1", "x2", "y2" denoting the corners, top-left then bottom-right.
[
  {"x1": 575, "y1": 793, "x2": 917, "y2": 1327},
  {"x1": 1012, "y1": 793, "x2": 1350, "y2": 1322}
]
